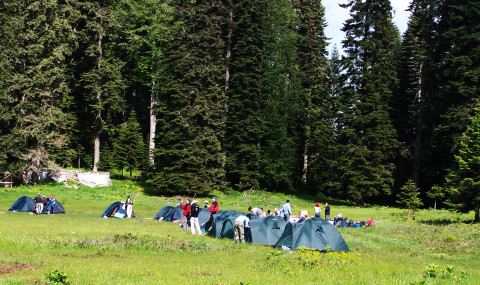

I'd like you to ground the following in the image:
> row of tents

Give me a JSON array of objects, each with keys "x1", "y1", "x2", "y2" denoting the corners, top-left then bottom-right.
[
  {"x1": 153, "y1": 205, "x2": 350, "y2": 252},
  {"x1": 8, "y1": 196, "x2": 66, "y2": 214},
  {"x1": 8, "y1": 198, "x2": 349, "y2": 252}
]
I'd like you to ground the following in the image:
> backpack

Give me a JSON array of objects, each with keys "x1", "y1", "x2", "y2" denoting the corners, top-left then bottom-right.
[{"x1": 190, "y1": 203, "x2": 200, "y2": 217}]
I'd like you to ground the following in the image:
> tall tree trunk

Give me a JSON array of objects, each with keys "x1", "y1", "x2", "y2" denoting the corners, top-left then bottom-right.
[
  {"x1": 412, "y1": 62, "x2": 424, "y2": 184},
  {"x1": 93, "y1": 28, "x2": 103, "y2": 173},
  {"x1": 149, "y1": 80, "x2": 158, "y2": 165},
  {"x1": 222, "y1": 10, "x2": 233, "y2": 169}
]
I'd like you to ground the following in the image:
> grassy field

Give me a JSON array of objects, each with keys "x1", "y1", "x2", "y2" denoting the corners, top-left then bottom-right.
[{"x1": 0, "y1": 180, "x2": 479, "y2": 284}]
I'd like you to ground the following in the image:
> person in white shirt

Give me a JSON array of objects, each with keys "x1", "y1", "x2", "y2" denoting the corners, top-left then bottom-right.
[
  {"x1": 234, "y1": 214, "x2": 251, "y2": 243},
  {"x1": 314, "y1": 202, "x2": 321, "y2": 218},
  {"x1": 282, "y1": 200, "x2": 292, "y2": 223}
]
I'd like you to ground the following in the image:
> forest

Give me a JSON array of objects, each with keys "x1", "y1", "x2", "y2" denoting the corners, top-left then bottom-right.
[{"x1": 1, "y1": 0, "x2": 479, "y2": 220}]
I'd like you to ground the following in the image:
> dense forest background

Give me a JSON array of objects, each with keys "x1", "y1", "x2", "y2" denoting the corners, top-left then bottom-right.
[{"x1": 1, "y1": 0, "x2": 479, "y2": 215}]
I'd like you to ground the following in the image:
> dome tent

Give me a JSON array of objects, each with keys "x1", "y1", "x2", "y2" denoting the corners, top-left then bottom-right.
[
  {"x1": 101, "y1": 202, "x2": 135, "y2": 218},
  {"x1": 274, "y1": 218, "x2": 349, "y2": 252},
  {"x1": 8, "y1": 196, "x2": 36, "y2": 212},
  {"x1": 220, "y1": 215, "x2": 285, "y2": 246},
  {"x1": 154, "y1": 206, "x2": 176, "y2": 221},
  {"x1": 42, "y1": 200, "x2": 66, "y2": 214}
]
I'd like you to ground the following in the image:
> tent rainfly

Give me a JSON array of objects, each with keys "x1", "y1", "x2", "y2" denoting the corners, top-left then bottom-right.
[
  {"x1": 8, "y1": 196, "x2": 36, "y2": 212},
  {"x1": 274, "y1": 218, "x2": 349, "y2": 251},
  {"x1": 101, "y1": 202, "x2": 135, "y2": 218}
]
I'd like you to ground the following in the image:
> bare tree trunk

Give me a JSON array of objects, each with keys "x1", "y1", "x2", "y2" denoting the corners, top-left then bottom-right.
[
  {"x1": 222, "y1": 11, "x2": 233, "y2": 169},
  {"x1": 412, "y1": 62, "x2": 424, "y2": 184},
  {"x1": 93, "y1": 27, "x2": 103, "y2": 173},
  {"x1": 149, "y1": 80, "x2": 158, "y2": 165}
]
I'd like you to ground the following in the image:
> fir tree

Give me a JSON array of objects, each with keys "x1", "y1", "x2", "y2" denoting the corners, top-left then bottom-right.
[
  {"x1": 336, "y1": 0, "x2": 401, "y2": 205},
  {"x1": 225, "y1": 0, "x2": 268, "y2": 191},
  {"x1": 446, "y1": 106, "x2": 480, "y2": 223},
  {"x1": 72, "y1": 0, "x2": 127, "y2": 172},
  {"x1": 0, "y1": 0, "x2": 77, "y2": 174},
  {"x1": 291, "y1": 0, "x2": 333, "y2": 195},
  {"x1": 114, "y1": 111, "x2": 146, "y2": 179},
  {"x1": 397, "y1": 179, "x2": 423, "y2": 218},
  {"x1": 150, "y1": 0, "x2": 227, "y2": 195}
]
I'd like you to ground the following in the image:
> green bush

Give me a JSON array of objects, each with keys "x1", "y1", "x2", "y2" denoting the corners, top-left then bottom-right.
[{"x1": 46, "y1": 269, "x2": 70, "y2": 285}]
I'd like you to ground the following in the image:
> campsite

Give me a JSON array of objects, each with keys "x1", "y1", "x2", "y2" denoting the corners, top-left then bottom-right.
[{"x1": 0, "y1": 180, "x2": 478, "y2": 284}]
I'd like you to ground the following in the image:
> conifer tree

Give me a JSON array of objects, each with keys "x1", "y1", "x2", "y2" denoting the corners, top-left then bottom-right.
[
  {"x1": 397, "y1": 179, "x2": 423, "y2": 218},
  {"x1": 225, "y1": 0, "x2": 269, "y2": 190},
  {"x1": 446, "y1": 106, "x2": 480, "y2": 223},
  {"x1": 428, "y1": 0, "x2": 480, "y2": 193},
  {"x1": 150, "y1": 0, "x2": 227, "y2": 195},
  {"x1": 0, "y1": 0, "x2": 77, "y2": 173},
  {"x1": 291, "y1": 0, "x2": 332, "y2": 194},
  {"x1": 72, "y1": 0, "x2": 127, "y2": 172},
  {"x1": 115, "y1": 111, "x2": 146, "y2": 179},
  {"x1": 336, "y1": 0, "x2": 401, "y2": 205}
]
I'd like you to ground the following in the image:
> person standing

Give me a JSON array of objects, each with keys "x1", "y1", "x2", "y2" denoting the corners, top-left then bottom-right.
[
  {"x1": 50, "y1": 195, "x2": 56, "y2": 215},
  {"x1": 34, "y1": 193, "x2": 43, "y2": 215},
  {"x1": 282, "y1": 200, "x2": 292, "y2": 223},
  {"x1": 209, "y1": 197, "x2": 219, "y2": 216},
  {"x1": 234, "y1": 214, "x2": 251, "y2": 243},
  {"x1": 325, "y1": 202, "x2": 331, "y2": 220},
  {"x1": 125, "y1": 195, "x2": 134, "y2": 218},
  {"x1": 190, "y1": 200, "x2": 201, "y2": 235},
  {"x1": 314, "y1": 202, "x2": 321, "y2": 218},
  {"x1": 180, "y1": 199, "x2": 191, "y2": 232}
]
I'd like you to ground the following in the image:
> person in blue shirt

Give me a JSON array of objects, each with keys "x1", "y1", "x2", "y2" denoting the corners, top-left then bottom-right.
[
  {"x1": 282, "y1": 200, "x2": 292, "y2": 223},
  {"x1": 234, "y1": 214, "x2": 251, "y2": 243}
]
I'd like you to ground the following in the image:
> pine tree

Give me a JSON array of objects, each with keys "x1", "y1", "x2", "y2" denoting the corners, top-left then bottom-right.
[
  {"x1": 72, "y1": 0, "x2": 127, "y2": 172},
  {"x1": 150, "y1": 0, "x2": 227, "y2": 195},
  {"x1": 115, "y1": 0, "x2": 172, "y2": 166},
  {"x1": 428, "y1": 0, "x2": 480, "y2": 193},
  {"x1": 0, "y1": 0, "x2": 77, "y2": 174},
  {"x1": 114, "y1": 111, "x2": 146, "y2": 179},
  {"x1": 397, "y1": 179, "x2": 423, "y2": 218},
  {"x1": 446, "y1": 106, "x2": 480, "y2": 223},
  {"x1": 291, "y1": 0, "x2": 333, "y2": 194},
  {"x1": 225, "y1": 0, "x2": 269, "y2": 191},
  {"x1": 336, "y1": 0, "x2": 401, "y2": 205}
]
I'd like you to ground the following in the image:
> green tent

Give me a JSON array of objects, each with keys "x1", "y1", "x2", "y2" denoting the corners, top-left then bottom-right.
[
  {"x1": 274, "y1": 218, "x2": 349, "y2": 251},
  {"x1": 206, "y1": 210, "x2": 244, "y2": 238},
  {"x1": 221, "y1": 215, "x2": 286, "y2": 246}
]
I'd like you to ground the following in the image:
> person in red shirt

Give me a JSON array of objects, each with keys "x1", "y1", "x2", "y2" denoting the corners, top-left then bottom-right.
[
  {"x1": 209, "y1": 196, "x2": 219, "y2": 215},
  {"x1": 180, "y1": 199, "x2": 191, "y2": 232}
]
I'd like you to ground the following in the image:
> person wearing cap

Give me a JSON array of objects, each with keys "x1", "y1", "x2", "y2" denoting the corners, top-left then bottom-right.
[
  {"x1": 209, "y1": 197, "x2": 219, "y2": 215},
  {"x1": 204, "y1": 200, "x2": 209, "y2": 208},
  {"x1": 50, "y1": 195, "x2": 56, "y2": 215},
  {"x1": 34, "y1": 193, "x2": 43, "y2": 215},
  {"x1": 234, "y1": 214, "x2": 251, "y2": 243},
  {"x1": 180, "y1": 199, "x2": 191, "y2": 232},
  {"x1": 314, "y1": 202, "x2": 321, "y2": 218}
]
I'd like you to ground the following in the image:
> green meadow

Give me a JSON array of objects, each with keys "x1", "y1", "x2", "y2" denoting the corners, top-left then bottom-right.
[{"x1": 0, "y1": 180, "x2": 479, "y2": 285}]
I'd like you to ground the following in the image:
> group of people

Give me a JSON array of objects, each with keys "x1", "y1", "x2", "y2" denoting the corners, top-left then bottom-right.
[
  {"x1": 313, "y1": 202, "x2": 331, "y2": 220},
  {"x1": 175, "y1": 197, "x2": 334, "y2": 244},
  {"x1": 248, "y1": 200, "x2": 294, "y2": 222},
  {"x1": 33, "y1": 193, "x2": 56, "y2": 215},
  {"x1": 179, "y1": 196, "x2": 219, "y2": 235}
]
